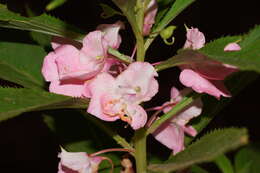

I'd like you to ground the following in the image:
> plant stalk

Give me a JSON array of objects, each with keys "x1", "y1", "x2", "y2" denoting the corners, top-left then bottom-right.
[{"x1": 133, "y1": 128, "x2": 147, "y2": 173}]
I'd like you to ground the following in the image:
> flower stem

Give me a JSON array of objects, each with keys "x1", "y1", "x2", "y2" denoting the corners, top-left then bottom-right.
[
  {"x1": 133, "y1": 128, "x2": 147, "y2": 173},
  {"x1": 135, "y1": 0, "x2": 145, "y2": 62},
  {"x1": 146, "y1": 92, "x2": 200, "y2": 135}
]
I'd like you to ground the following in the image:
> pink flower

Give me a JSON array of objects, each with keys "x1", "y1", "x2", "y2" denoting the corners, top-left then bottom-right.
[
  {"x1": 87, "y1": 62, "x2": 158, "y2": 129},
  {"x1": 143, "y1": 0, "x2": 158, "y2": 36},
  {"x1": 183, "y1": 27, "x2": 205, "y2": 50},
  {"x1": 224, "y1": 42, "x2": 241, "y2": 51},
  {"x1": 58, "y1": 149, "x2": 102, "y2": 173},
  {"x1": 180, "y1": 27, "x2": 241, "y2": 99},
  {"x1": 153, "y1": 87, "x2": 203, "y2": 154},
  {"x1": 41, "y1": 22, "x2": 124, "y2": 97}
]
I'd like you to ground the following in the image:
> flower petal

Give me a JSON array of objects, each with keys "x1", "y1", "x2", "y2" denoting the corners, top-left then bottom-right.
[
  {"x1": 179, "y1": 69, "x2": 231, "y2": 98},
  {"x1": 224, "y1": 43, "x2": 241, "y2": 52},
  {"x1": 82, "y1": 31, "x2": 106, "y2": 59},
  {"x1": 153, "y1": 122, "x2": 184, "y2": 154},
  {"x1": 58, "y1": 149, "x2": 91, "y2": 172},
  {"x1": 97, "y1": 21, "x2": 124, "y2": 49},
  {"x1": 126, "y1": 104, "x2": 147, "y2": 130},
  {"x1": 87, "y1": 73, "x2": 119, "y2": 121},
  {"x1": 184, "y1": 27, "x2": 205, "y2": 49},
  {"x1": 116, "y1": 62, "x2": 158, "y2": 103},
  {"x1": 49, "y1": 80, "x2": 85, "y2": 97},
  {"x1": 41, "y1": 51, "x2": 59, "y2": 82},
  {"x1": 143, "y1": 0, "x2": 158, "y2": 36}
]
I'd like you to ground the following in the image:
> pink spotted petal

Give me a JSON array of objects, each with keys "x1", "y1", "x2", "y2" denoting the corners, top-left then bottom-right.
[
  {"x1": 153, "y1": 122, "x2": 184, "y2": 154},
  {"x1": 41, "y1": 52, "x2": 59, "y2": 82},
  {"x1": 224, "y1": 43, "x2": 241, "y2": 52},
  {"x1": 82, "y1": 31, "x2": 106, "y2": 59},
  {"x1": 143, "y1": 0, "x2": 158, "y2": 36},
  {"x1": 184, "y1": 27, "x2": 205, "y2": 49},
  {"x1": 126, "y1": 104, "x2": 147, "y2": 130},
  {"x1": 51, "y1": 36, "x2": 82, "y2": 50},
  {"x1": 87, "y1": 73, "x2": 119, "y2": 121},
  {"x1": 49, "y1": 80, "x2": 85, "y2": 97},
  {"x1": 179, "y1": 69, "x2": 231, "y2": 98},
  {"x1": 116, "y1": 62, "x2": 158, "y2": 103},
  {"x1": 97, "y1": 21, "x2": 124, "y2": 49}
]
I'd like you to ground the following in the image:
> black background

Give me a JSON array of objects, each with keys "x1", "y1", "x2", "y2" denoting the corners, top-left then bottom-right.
[{"x1": 0, "y1": 0, "x2": 260, "y2": 172}]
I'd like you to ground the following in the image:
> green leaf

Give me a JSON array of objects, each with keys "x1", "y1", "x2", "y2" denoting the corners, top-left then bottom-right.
[
  {"x1": 234, "y1": 143, "x2": 260, "y2": 173},
  {"x1": 30, "y1": 32, "x2": 52, "y2": 47},
  {"x1": 0, "y1": 4, "x2": 84, "y2": 41},
  {"x1": 0, "y1": 42, "x2": 46, "y2": 88},
  {"x1": 46, "y1": 0, "x2": 68, "y2": 11},
  {"x1": 0, "y1": 87, "x2": 88, "y2": 122},
  {"x1": 197, "y1": 26, "x2": 260, "y2": 73},
  {"x1": 154, "y1": 0, "x2": 195, "y2": 32},
  {"x1": 214, "y1": 154, "x2": 234, "y2": 173},
  {"x1": 148, "y1": 128, "x2": 248, "y2": 173}
]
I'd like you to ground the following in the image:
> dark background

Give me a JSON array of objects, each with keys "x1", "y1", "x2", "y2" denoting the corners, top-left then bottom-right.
[{"x1": 0, "y1": 0, "x2": 260, "y2": 172}]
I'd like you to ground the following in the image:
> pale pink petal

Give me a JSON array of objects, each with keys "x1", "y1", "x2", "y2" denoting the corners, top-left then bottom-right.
[
  {"x1": 116, "y1": 62, "x2": 158, "y2": 103},
  {"x1": 182, "y1": 125, "x2": 197, "y2": 137},
  {"x1": 55, "y1": 44, "x2": 103, "y2": 81},
  {"x1": 224, "y1": 43, "x2": 241, "y2": 52},
  {"x1": 97, "y1": 21, "x2": 124, "y2": 49},
  {"x1": 49, "y1": 80, "x2": 85, "y2": 97},
  {"x1": 143, "y1": 0, "x2": 158, "y2": 36},
  {"x1": 126, "y1": 104, "x2": 147, "y2": 130},
  {"x1": 179, "y1": 69, "x2": 230, "y2": 98},
  {"x1": 51, "y1": 36, "x2": 82, "y2": 50},
  {"x1": 82, "y1": 31, "x2": 106, "y2": 59},
  {"x1": 58, "y1": 149, "x2": 91, "y2": 173},
  {"x1": 41, "y1": 51, "x2": 59, "y2": 82},
  {"x1": 172, "y1": 98, "x2": 203, "y2": 126},
  {"x1": 184, "y1": 27, "x2": 205, "y2": 49},
  {"x1": 170, "y1": 87, "x2": 180, "y2": 101},
  {"x1": 153, "y1": 122, "x2": 184, "y2": 154},
  {"x1": 87, "y1": 73, "x2": 119, "y2": 121}
]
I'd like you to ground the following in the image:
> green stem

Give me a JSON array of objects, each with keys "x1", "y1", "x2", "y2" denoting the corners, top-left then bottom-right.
[
  {"x1": 135, "y1": 0, "x2": 145, "y2": 61},
  {"x1": 133, "y1": 128, "x2": 147, "y2": 173},
  {"x1": 146, "y1": 92, "x2": 200, "y2": 135},
  {"x1": 108, "y1": 47, "x2": 132, "y2": 64},
  {"x1": 79, "y1": 110, "x2": 134, "y2": 152}
]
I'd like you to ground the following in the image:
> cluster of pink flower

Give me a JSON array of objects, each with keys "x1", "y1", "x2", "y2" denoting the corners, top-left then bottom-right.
[{"x1": 41, "y1": 0, "x2": 241, "y2": 171}]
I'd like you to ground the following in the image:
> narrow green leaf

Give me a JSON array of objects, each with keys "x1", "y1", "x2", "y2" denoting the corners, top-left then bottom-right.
[
  {"x1": 0, "y1": 87, "x2": 88, "y2": 121},
  {"x1": 0, "y1": 4, "x2": 84, "y2": 41},
  {"x1": 148, "y1": 128, "x2": 248, "y2": 173},
  {"x1": 214, "y1": 154, "x2": 234, "y2": 173},
  {"x1": 0, "y1": 42, "x2": 46, "y2": 88},
  {"x1": 234, "y1": 143, "x2": 260, "y2": 173}
]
